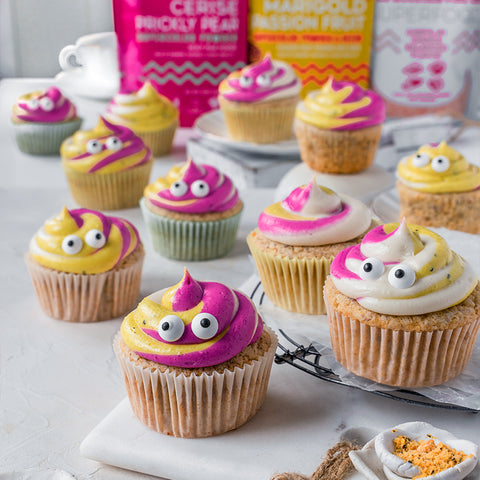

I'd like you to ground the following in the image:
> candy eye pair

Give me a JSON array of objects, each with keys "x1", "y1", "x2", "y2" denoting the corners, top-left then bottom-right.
[
  {"x1": 239, "y1": 74, "x2": 271, "y2": 89},
  {"x1": 170, "y1": 180, "x2": 210, "y2": 198},
  {"x1": 359, "y1": 258, "x2": 416, "y2": 289},
  {"x1": 61, "y1": 229, "x2": 106, "y2": 254},
  {"x1": 412, "y1": 153, "x2": 450, "y2": 172},
  {"x1": 28, "y1": 97, "x2": 54, "y2": 112},
  {"x1": 86, "y1": 136, "x2": 123, "y2": 154},
  {"x1": 158, "y1": 313, "x2": 218, "y2": 342}
]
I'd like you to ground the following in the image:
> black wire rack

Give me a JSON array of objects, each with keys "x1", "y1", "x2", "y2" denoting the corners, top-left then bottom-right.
[{"x1": 249, "y1": 280, "x2": 479, "y2": 414}]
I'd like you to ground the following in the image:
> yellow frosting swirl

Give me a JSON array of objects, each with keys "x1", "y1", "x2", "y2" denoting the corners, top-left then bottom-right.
[
  {"x1": 29, "y1": 207, "x2": 140, "y2": 274},
  {"x1": 397, "y1": 141, "x2": 480, "y2": 193},
  {"x1": 105, "y1": 81, "x2": 178, "y2": 132}
]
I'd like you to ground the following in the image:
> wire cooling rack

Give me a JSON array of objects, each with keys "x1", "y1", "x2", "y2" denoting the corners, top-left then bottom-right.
[{"x1": 249, "y1": 280, "x2": 479, "y2": 414}]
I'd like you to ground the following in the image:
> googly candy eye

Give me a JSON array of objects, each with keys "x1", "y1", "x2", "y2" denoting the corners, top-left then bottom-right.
[
  {"x1": 191, "y1": 313, "x2": 219, "y2": 340},
  {"x1": 431, "y1": 155, "x2": 450, "y2": 172},
  {"x1": 239, "y1": 75, "x2": 253, "y2": 88},
  {"x1": 388, "y1": 264, "x2": 416, "y2": 289},
  {"x1": 105, "y1": 136, "x2": 123, "y2": 151},
  {"x1": 170, "y1": 180, "x2": 188, "y2": 197},
  {"x1": 359, "y1": 257, "x2": 385, "y2": 281},
  {"x1": 412, "y1": 153, "x2": 430, "y2": 168},
  {"x1": 28, "y1": 98, "x2": 39, "y2": 109},
  {"x1": 86, "y1": 139, "x2": 103, "y2": 154},
  {"x1": 191, "y1": 180, "x2": 210, "y2": 198},
  {"x1": 39, "y1": 97, "x2": 54, "y2": 112},
  {"x1": 256, "y1": 74, "x2": 272, "y2": 87},
  {"x1": 85, "y1": 229, "x2": 106, "y2": 248},
  {"x1": 62, "y1": 234, "x2": 83, "y2": 255},
  {"x1": 158, "y1": 315, "x2": 185, "y2": 342}
]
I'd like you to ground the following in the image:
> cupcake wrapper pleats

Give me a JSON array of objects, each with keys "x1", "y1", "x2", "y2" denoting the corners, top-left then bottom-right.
[{"x1": 136, "y1": 120, "x2": 177, "y2": 157}]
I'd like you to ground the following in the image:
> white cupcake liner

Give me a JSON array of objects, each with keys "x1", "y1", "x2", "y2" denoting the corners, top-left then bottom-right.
[
  {"x1": 140, "y1": 198, "x2": 242, "y2": 261},
  {"x1": 113, "y1": 326, "x2": 277, "y2": 438},
  {"x1": 13, "y1": 118, "x2": 82, "y2": 155}
]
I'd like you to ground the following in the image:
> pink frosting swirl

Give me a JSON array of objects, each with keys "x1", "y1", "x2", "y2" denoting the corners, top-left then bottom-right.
[
  {"x1": 13, "y1": 87, "x2": 78, "y2": 123},
  {"x1": 144, "y1": 158, "x2": 240, "y2": 213}
]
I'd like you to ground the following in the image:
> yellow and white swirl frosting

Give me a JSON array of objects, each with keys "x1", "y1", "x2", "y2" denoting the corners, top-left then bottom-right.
[
  {"x1": 29, "y1": 207, "x2": 140, "y2": 274},
  {"x1": 105, "y1": 81, "x2": 178, "y2": 132},
  {"x1": 330, "y1": 221, "x2": 477, "y2": 315},
  {"x1": 397, "y1": 141, "x2": 480, "y2": 193}
]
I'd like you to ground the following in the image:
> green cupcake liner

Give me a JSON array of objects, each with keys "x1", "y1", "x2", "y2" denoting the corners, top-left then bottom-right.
[
  {"x1": 140, "y1": 198, "x2": 242, "y2": 261},
  {"x1": 13, "y1": 118, "x2": 82, "y2": 156}
]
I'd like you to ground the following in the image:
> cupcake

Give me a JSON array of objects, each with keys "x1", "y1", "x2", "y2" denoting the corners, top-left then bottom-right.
[
  {"x1": 105, "y1": 81, "x2": 178, "y2": 156},
  {"x1": 247, "y1": 179, "x2": 374, "y2": 315},
  {"x1": 218, "y1": 54, "x2": 301, "y2": 144},
  {"x1": 294, "y1": 77, "x2": 385, "y2": 174},
  {"x1": 140, "y1": 157, "x2": 243, "y2": 261},
  {"x1": 114, "y1": 269, "x2": 277, "y2": 438},
  {"x1": 25, "y1": 207, "x2": 144, "y2": 322},
  {"x1": 11, "y1": 86, "x2": 82, "y2": 155},
  {"x1": 396, "y1": 141, "x2": 480, "y2": 234},
  {"x1": 61, "y1": 116, "x2": 153, "y2": 210},
  {"x1": 325, "y1": 220, "x2": 480, "y2": 387}
]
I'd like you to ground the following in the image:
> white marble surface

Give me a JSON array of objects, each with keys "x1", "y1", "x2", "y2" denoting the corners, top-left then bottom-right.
[{"x1": 1, "y1": 79, "x2": 480, "y2": 480}]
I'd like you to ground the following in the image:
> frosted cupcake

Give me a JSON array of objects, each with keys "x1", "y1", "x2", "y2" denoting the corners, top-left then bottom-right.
[
  {"x1": 25, "y1": 207, "x2": 144, "y2": 322},
  {"x1": 295, "y1": 77, "x2": 385, "y2": 173},
  {"x1": 11, "y1": 86, "x2": 82, "y2": 155},
  {"x1": 218, "y1": 55, "x2": 301, "y2": 144},
  {"x1": 247, "y1": 179, "x2": 373, "y2": 314},
  {"x1": 105, "y1": 81, "x2": 178, "y2": 156},
  {"x1": 396, "y1": 141, "x2": 480, "y2": 233},
  {"x1": 114, "y1": 269, "x2": 277, "y2": 438},
  {"x1": 325, "y1": 220, "x2": 480, "y2": 387},
  {"x1": 141, "y1": 158, "x2": 243, "y2": 261},
  {"x1": 61, "y1": 116, "x2": 153, "y2": 210}
]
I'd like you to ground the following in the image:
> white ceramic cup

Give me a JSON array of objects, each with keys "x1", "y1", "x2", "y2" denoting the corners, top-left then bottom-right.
[{"x1": 58, "y1": 32, "x2": 119, "y2": 87}]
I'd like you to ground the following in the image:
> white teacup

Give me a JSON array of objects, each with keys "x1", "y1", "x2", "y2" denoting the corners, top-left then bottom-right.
[{"x1": 58, "y1": 32, "x2": 119, "y2": 88}]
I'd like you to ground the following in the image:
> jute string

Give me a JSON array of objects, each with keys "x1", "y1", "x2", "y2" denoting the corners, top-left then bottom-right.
[{"x1": 270, "y1": 441, "x2": 360, "y2": 480}]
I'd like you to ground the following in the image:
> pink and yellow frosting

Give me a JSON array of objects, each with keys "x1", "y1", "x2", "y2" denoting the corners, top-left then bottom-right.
[
  {"x1": 219, "y1": 55, "x2": 301, "y2": 103},
  {"x1": 258, "y1": 180, "x2": 371, "y2": 246},
  {"x1": 120, "y1": 270, "x2": 263, "y2": 368},
  {"x1": 330, "y1": 221, "x2": 477, "y2": 315},
  {"x1": 29, "y1": 207, "x2": 140, "y2": 274},
  {"x1": 397, "y1": 141, "x2": 480, "y2": 194},
  {"x1": 11, "y1": 87, "x2": 78, "y2": 124},
  {"x1": 295, "y1": 77, "x2": 385, "y2": 130},
  {"x1": 144, "y1": 158, "x2": 240, "y2": 214},
  {"x1": 60, "y1": 116, "x2": 151, "y2": 174}
]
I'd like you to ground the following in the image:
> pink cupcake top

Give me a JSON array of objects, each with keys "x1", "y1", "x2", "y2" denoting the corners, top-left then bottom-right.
[
  {"x1": 144, "y1": 158, "x2": 240, "y2": 214},
  {"x1": 11, "y1": 87, "x2": 78, "y2": 123}
]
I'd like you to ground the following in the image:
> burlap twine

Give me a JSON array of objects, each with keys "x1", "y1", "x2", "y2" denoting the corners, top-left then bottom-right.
[{"x1": 270, "y1": 441, "x2": 360, "y2": 480}]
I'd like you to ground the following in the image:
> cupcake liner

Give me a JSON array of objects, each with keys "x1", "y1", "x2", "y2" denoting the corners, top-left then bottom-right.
[
  {"x1": 113, "y1": 326, "x2": 278, "y2": 438},
  {"x1": 25, "y1": 248, "x2": 144, "y2": 322},
  {"x1": 294, "y1": 120, "x2": 382, "y2": 174},
  {"x1": 219, "y1": 96, "x2": 298, "y2": 144},
  {"x1": 397, "y1": 181, "x2": 480, "y2": 234},
  {"x1": 13, "y1": 118, "x2": 82, "y2": 156},
  {"x1": 247, "y1": 234, "x2": 332, "y2": 314},
  {"x1": 62, "y1": 160, "x2": 153, "y2": 210},
  {"x1": 326, "y1": 300, "x2": 480, "y2": 387},
  {"x1": 140, "y1": 198, "x2": 242, "y2": 261},
  {"x1": 136, "y1": 121, "x2": 177, "y2": 157}
]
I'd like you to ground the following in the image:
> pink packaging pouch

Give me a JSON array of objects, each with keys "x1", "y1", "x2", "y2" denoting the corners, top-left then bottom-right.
[
  {"x1": 371, "y1": 0, "x2": 480, "y2": 119},
  {"x1": 113, "y1": 0, "x2": 248, "y2": 127}
]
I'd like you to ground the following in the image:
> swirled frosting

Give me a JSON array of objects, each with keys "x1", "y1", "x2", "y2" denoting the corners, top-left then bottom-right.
[
  {"x1": 144, "y1": 158, "x2": 240, "y2": 213},
  {"x1": 11, "y1": 87, "x2": 78, "y2": 123},
  {"x1": 295, "y1": 77, "x2": 385, "y2": 130},
  {"x1": 60, "y1": 116, "x2": 151, "y2": 174},
  {"x1": 120, "y1": 269, "x2": 263, "y2": 368},
  {"x1": 397, "y1": 141, "x2": 480, "y2": 193},
  {"x1": 105, "y1": 81, "x2": 178, "y2": 132},
  {"x1": 29, "y1": 207, "x2": 140, "y2": 274},
  {"x1": 330, "y1": 220, "x2": 478, "y2": 315},
  {"x1": 258, "y1": 180, "x2": 371, "y2": 246},
  {"x1": 219, "y1": 55, "x2": 301, "y2": 103}
]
